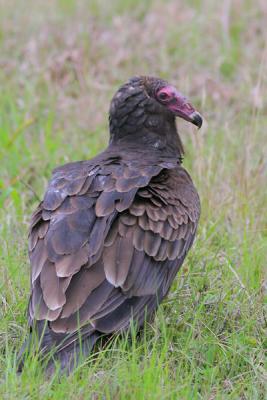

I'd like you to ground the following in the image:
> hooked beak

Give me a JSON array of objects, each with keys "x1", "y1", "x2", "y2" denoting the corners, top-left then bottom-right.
[
  {"x1": 169, "y1": 93, "x2": 203, "y2": 129},
  {"x1": 188, "y1": 111, "x2": 203, "y2": 128}
]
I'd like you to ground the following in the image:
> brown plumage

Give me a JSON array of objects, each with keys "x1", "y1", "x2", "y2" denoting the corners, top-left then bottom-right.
[{"x1": 18, "y1": 76, "x2": 202, "y2": 373}]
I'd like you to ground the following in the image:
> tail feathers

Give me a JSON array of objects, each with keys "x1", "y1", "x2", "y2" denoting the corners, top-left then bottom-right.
[
  {"x1": 45, "y1": 332, "x2": 100, "y2": 376},
  {"x1": 17, "y1": 321, "x2": 100, "y2": 375}
]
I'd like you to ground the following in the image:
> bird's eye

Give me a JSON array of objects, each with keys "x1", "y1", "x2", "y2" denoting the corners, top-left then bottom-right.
[{"x1": 158, "y1": 92, "x2": 169, "y2": 101}]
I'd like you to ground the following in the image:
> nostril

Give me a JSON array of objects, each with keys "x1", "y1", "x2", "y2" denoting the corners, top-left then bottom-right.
[{"x1": 184, "y1": 103, "x2": 194, "y2": 111}]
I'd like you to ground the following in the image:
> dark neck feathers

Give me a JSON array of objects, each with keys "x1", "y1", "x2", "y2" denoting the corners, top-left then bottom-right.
[{"x1": 108, "y1": 87, "x2": 184, "y2": 162}]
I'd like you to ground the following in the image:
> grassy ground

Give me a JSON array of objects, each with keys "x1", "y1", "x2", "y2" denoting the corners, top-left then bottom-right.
[{"x1": 0, "y1": 0, "x2": 266, "y2": 398}]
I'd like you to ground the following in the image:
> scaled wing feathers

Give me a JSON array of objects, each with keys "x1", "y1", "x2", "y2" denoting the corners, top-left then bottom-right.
[{"x1": 28, "y1": 153, "x2": 200, "y2": 351}]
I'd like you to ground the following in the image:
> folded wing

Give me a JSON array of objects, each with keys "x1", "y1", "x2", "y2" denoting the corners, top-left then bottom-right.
[{"x1": 28, "y1": 156, "x2": 200, "y2": 353}]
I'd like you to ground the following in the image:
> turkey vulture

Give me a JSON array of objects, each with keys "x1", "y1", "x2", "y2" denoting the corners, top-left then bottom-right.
[{"x1": 18, "y1": 76, "x2": 202, "y2": 373}]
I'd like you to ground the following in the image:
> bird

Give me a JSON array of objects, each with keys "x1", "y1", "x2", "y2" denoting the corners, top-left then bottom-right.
[{"x1": 18, "y1": 75, "x2": 202, "y2": 374}]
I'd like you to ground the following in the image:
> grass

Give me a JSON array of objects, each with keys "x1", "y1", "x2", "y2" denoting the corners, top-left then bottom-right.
[{"x1": 0, "y1": 0, "x2": 266, "y2": 398}]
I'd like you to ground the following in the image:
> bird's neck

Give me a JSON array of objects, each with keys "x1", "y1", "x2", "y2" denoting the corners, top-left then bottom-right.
[{"x1": 109, "y1": 114, "x2": 184, "y2": 163}]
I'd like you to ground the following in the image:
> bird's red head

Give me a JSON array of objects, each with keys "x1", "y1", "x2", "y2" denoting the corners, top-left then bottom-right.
[
  {"x1": 155, "y1": 85, "x2": 202, "y2": 128},
  {"x1": 109, "y1": 76, "x2": 203, "y2": 151}
]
